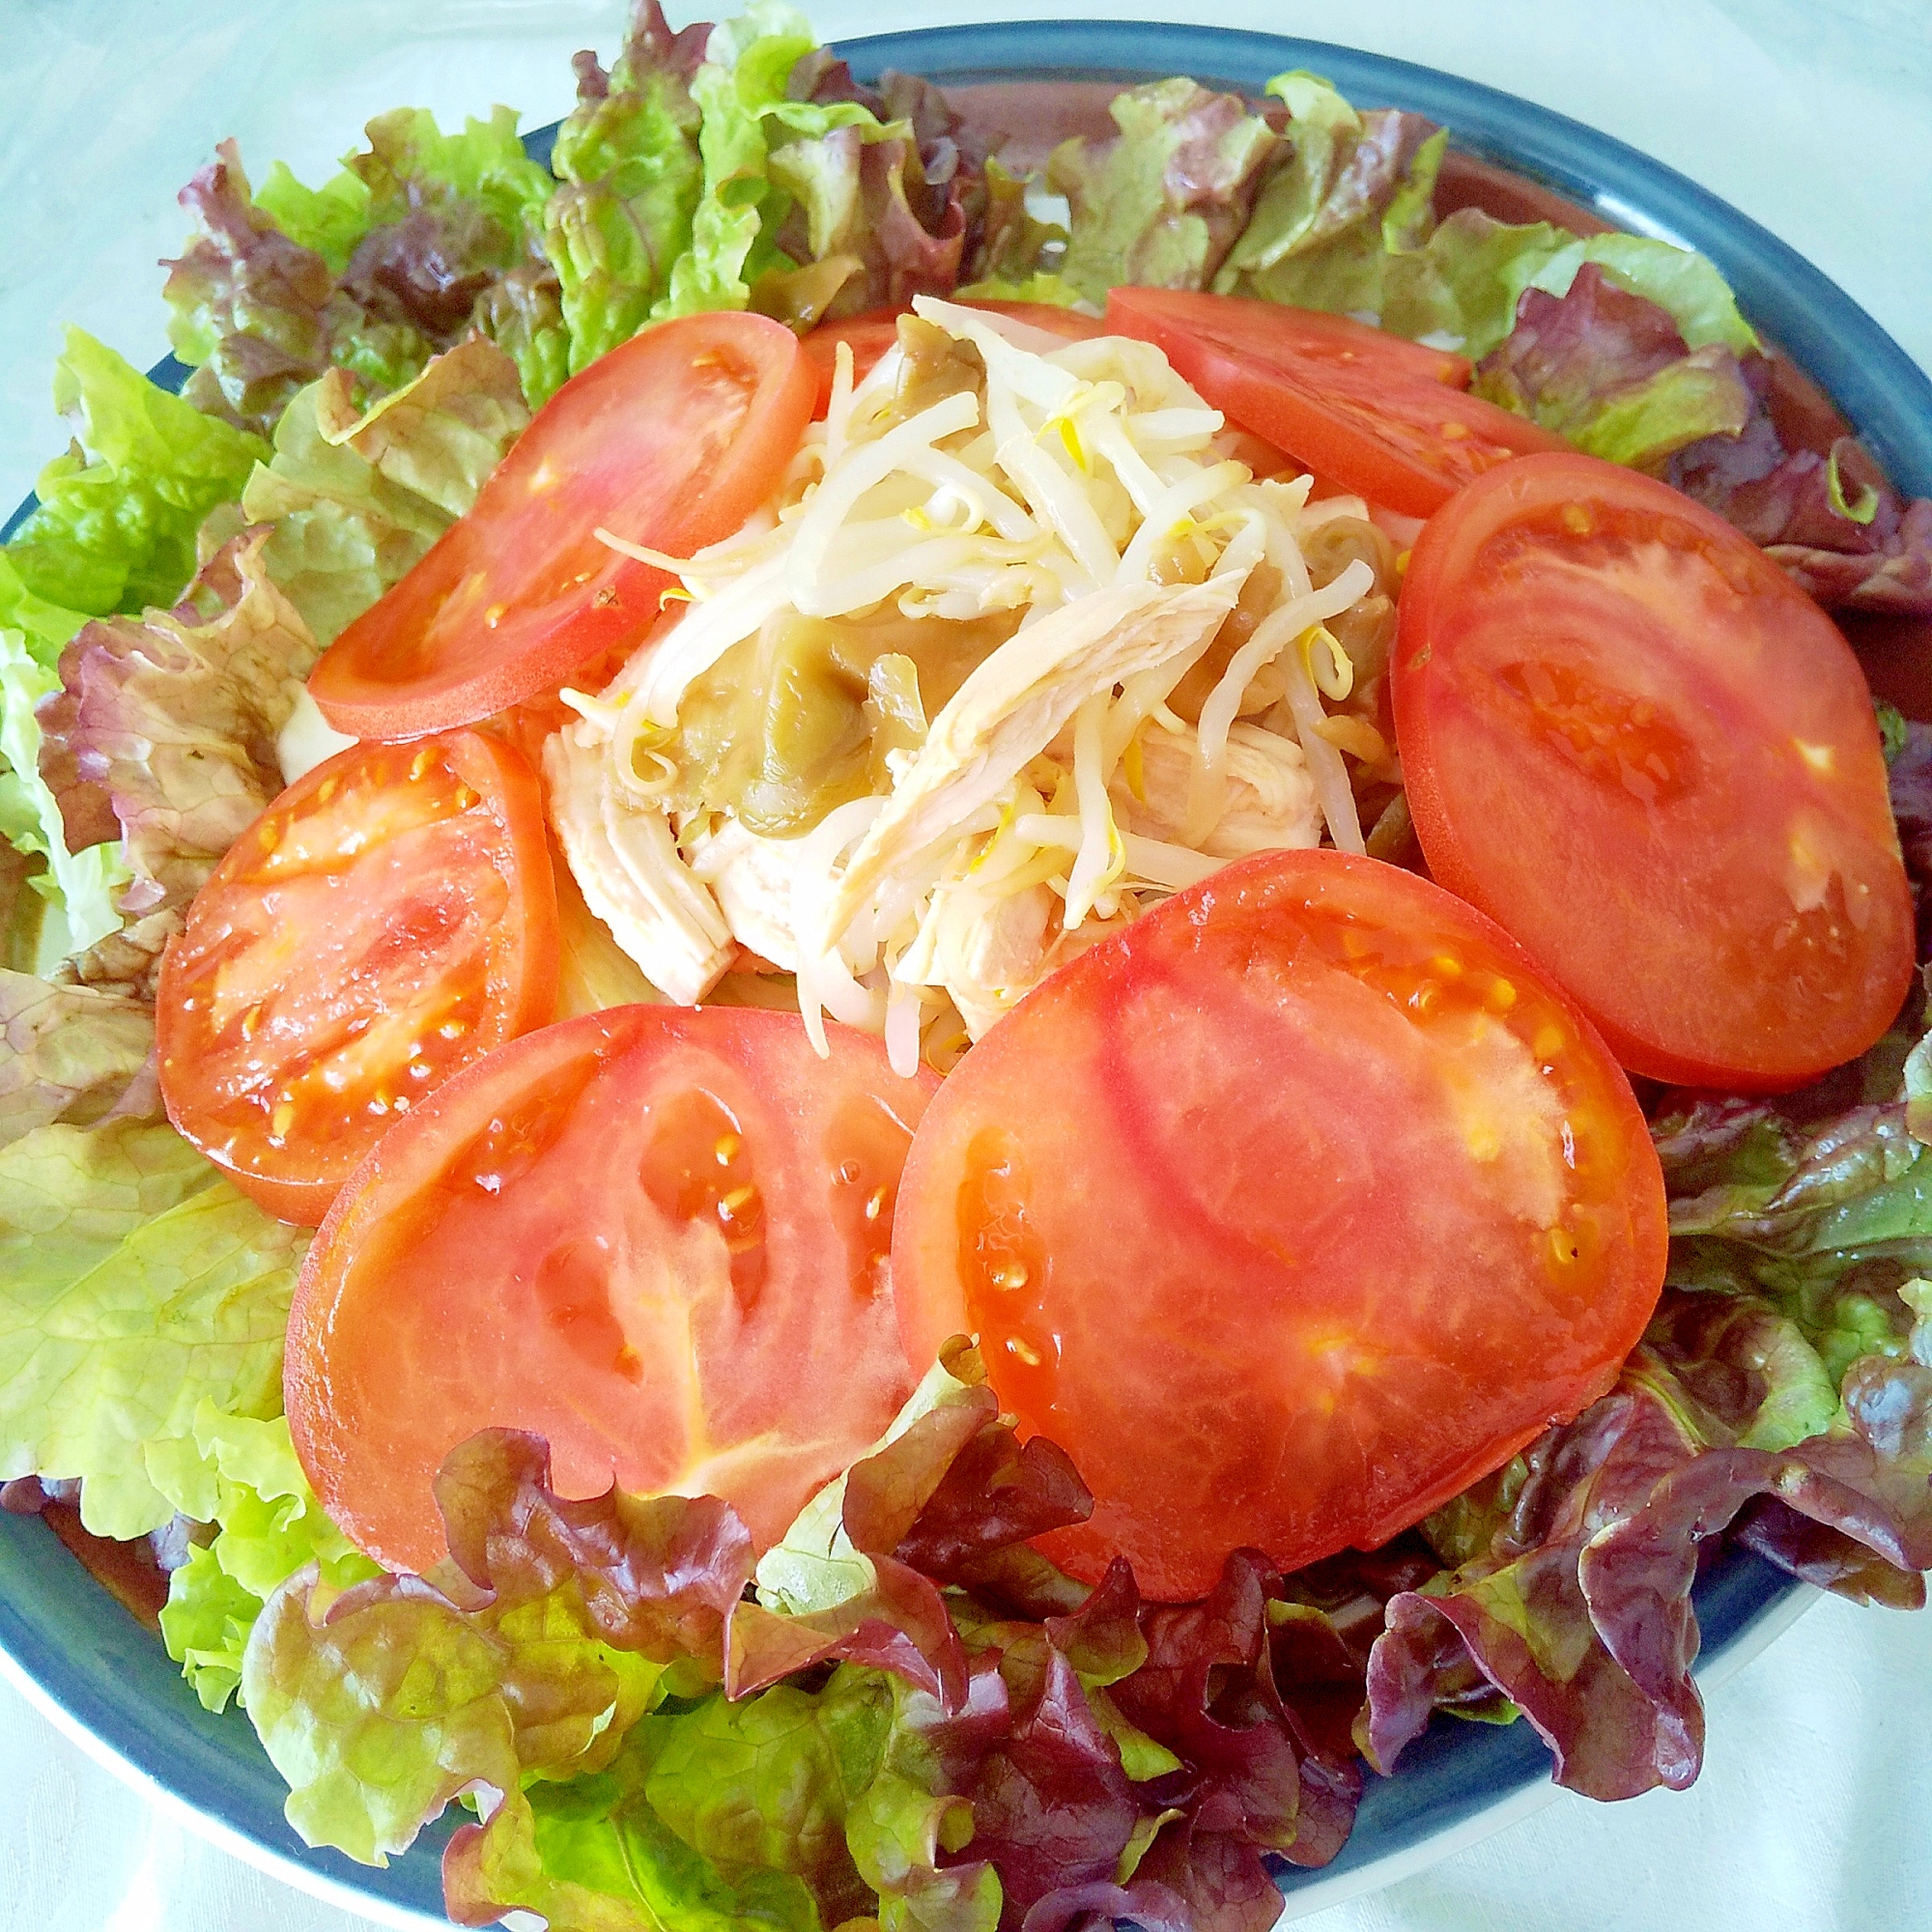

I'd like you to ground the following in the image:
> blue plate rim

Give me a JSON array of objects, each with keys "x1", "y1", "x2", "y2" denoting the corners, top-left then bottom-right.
[{"x1": 1, "y1": 16, "x2": 1914, "y2": 1923}]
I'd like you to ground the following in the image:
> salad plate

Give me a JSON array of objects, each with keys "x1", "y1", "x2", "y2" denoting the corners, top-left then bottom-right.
[{"x1": 1, "y1": 16, "x2": 1927, "y2": 1930}]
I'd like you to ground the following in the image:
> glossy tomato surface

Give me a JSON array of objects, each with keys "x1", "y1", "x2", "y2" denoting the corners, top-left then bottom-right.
[
  {"x1": 1393, "y1": 451, "x2": 1915, "y2": 1090},
  {"x1": 156, "y1": 730, "x2": 557, "y2": 1225},
  {"x1": 309, "y1": 312, "x2": 814, "y2": 739},
  {"x1": 1104, "y1": 286, "x2": 1566, "y2": 517},
  {"x1": 892, "y1": 848, "x2": 1667, "y2": 1602},
  {"x1": 287, "y1": 1006, "x2": 936, "y2": 1575},
  {"x1": 1107, "y1": 286, "x2": 1474, "y2": 389}
]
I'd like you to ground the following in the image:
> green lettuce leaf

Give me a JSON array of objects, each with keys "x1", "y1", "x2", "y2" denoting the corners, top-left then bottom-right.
[
  {"x1": 35, "y1": 531, "x2": 321, "y2": 932},
  {"x1": 0, "y1": 553, "x2": 88, "y2": 668},
  {"x1": 754, "y1": 1348, "x2": 987, "y2": 1617},
  {"x1": 253, "y1": 160, "x2": 372, "y2": 273},
  {"x1": 1225, "y1": 73, "x2": 1757, "y2": 367},
  {"x1": 547, "y1": 4, "x2": 709, "y2": 376},
  {"x1": 156, "y1": 1403, "x2": 384, "y2": 1713},
  {"x1": 171, "y1": 106, "x2": 561, "y2": 425},
  {"x1": 445, "y1": 1662, "x2": 1002, "y2": 1932},
  {"x1": 1216, "y1": 72, "x2": 1442, "y2": 285},
  {"x1": 352, "y1": 103, "x2": 554, "y2": 253},
  {"x1": 0, "y1": 625, "x2": 129, "y2": 961},
  {"x1": 0, "y1": 969, "x2": 154, "y2": 1147},
  {"x1": 246, "y1": 1428, "x2": 753, "y2": 1869},
  {"x1": 0, "y1": 1115, "x2": 306, "y2": 1537},
  {"x1": 243, "y1": 338, "x2": 529, "y2": 645},
  {"x1": 1521, "y1": 233, "x2": 1755, "y2": 355},
  {"x1": 963, "y1": 157, "x2": 1069, "y2": 296},
  {"x1": 1049, "y1": 77, "x2": 1281, "y2": 306},
  {"x1": 664, "y1": 4, "x2": 888, "y2": 323},
  {"x1": 1545, "y1": 349, "x2": 1752, "y2": 469},
  {"x1": 468, "y1": 1750, "x2": 829, "y2": 1932},
  {"x1": 954, "y1": 271, "x2": 1088, "y2": 307},
  {"x1": 248, "y1": 1568, "x2": 667, "y2": 1867},
  {"x1": 2, "y1": 329, "x2": 266, "y2": 618},
  {"x1": 1469, "y1": 263, "x2": 1754, "y2": 471}
]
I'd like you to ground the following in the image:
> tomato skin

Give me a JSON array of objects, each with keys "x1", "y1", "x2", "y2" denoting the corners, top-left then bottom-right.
[
  {"x1": 892, "y1": 847, "x2": 1666, "y2": 1602},
  {"x1": 287, "y1": 1006, "x2": 936, "y2": 1575},
  {"x1": 803, "y1": 301, "x2": 1107, "y2": 413},
  {"x1": 1106, "y1": 286, "x2": 1474, "y2": 390},
  {"x1": 1393, "y1": 451, "x2": 1915, "y2": 1091},
  {"x1": 309, "y1": 313, "x2": 814, "y2": 740},
  {"x1": 1103, "y1": 287, "x2": 1568, "y2": 518},
  {"x1": 156, "y1": 730, "x2": 557, "y2": 1226}
]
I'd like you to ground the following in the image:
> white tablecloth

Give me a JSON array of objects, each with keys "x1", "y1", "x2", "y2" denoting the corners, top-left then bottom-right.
[{"x1": 3, "y1": 3, "x2": 1930, "y2": 1927}]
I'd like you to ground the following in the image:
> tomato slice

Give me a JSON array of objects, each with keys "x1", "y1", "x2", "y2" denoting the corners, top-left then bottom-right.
[
  {"x1": 892, "y1": 847, "x2": 1666, "y2": 1602},
  {"x1": 1107, "y1": 286, "x2": 1474, "y2": 390},
  {"x1": 308, "y1": 312, "x2": 815, "y2": 740},
  {"x1": 1104, "y1": 287, "x2": 1568, "y2": 519},
  {"x1": 156, "y1": 730, "x2": 557, "y2": 1225},
  {"x1": 287, "y1": 1006, "x2": 936, "y2": 1574},
  {"x1": 803, "y1": 301, "x2": 1108, "y2": 414},
  {"x1": 1393, "y1": 451, "x2": 1915, "y2": 1090}
]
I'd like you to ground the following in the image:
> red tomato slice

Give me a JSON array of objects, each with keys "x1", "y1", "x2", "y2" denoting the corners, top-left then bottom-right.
[
  {"x1": 803, "y1": 301, "x2": 1108, "y2": 414},
  {"x1": 287, "y1": 1006, "x2": 936, "y2": 1574},
  {"x1": 1107, "y1": 286, "x2": 1474, "y2": 390},
  {"x1": 309, "y1": 312, "x2": 815, "y2": 740},
  {"x1": 1104, "y1": 287, "x2": 1568, "y2": 519},
  {"x1": 892, "y1": 848, "x2": 1666, "y2": 1602},
  {"x1": 1393, "y1": 451, "x2": 1915, "y2": 1090},
  {"x1": 156, "y1": 731, "x2": 557, "y2": 1225}
]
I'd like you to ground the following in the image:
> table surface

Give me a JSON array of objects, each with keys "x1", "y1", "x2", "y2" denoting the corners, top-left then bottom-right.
[{"x1": 3, "y1": 3, "x2": 1930, "y2": 1928}]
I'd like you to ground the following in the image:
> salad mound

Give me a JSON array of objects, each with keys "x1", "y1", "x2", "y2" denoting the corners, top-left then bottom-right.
[{"x1": 2, "y1": 7, "x2": 1932, "y2": 1931}]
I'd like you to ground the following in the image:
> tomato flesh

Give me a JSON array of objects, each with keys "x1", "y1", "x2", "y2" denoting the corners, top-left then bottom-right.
[
  {"x1": 156, "y1": 730, "x2": 557, "y2": 1225},
  {"x1": 1393, "y1": 451, "x2": 1915, "y2": 1090},
  {"x1": 892, "y1": 848, "x2": 1667, "y2": 1602},
  {"x1": 287, "y1": 1006, "x2": 935, "y2": 1575},
  {"x1": 1107, "y1": 286, "x2": 1474, "y2": 390},
  {"x1": 309, "y1": 312, "x2": 815, "y2": 740},
  {"x1": 1104, "y1": 286, "x2": 1568, "y2": 518}
]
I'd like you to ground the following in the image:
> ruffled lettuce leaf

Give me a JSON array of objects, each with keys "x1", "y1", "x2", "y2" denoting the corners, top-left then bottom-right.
[
  {"x1": 758, "y1": 66, "x2": 989, "y2": 327},
  {"x1": 0, "y1": 1115, "x2": 306, "y2": 1539},
  {"x1": 1474, "y1": 263, "x2": 1753, "y2": 471},
  {"x1": 252, "y1": 160, "x2": 371, "y2": 273},
  {"x1": 0, "y1": 623, "x2": 129, "y2": 962},
  {"x1": 1361, "y1": 1294, "x2": 1932, "y2": 1800},
  {"x1": 162, "y1": 142, "x2": 343, "y2": 440},
  {"x1": 2, "y1": 329, "x2": 266, "y2": 619},
  {"x1": 550, "y1": 3, "x2": 996, "y2": 352},
  {"x1": 35, "y1": 529, "x2": 321, "y2": 932},
  {"x1": 444, "y1": 1670, "x2": 892, "y2": 1932},
  {"x1": 1048, "y1": 78, "x2": 1281, "y2": 307},
  {"x1": 167, "y1": 107, "x2": 562, "y2": 425},
  {"x1": 546, "y1": 0, "x2": 711, "y2": 376},
  {"x1": 0, "y1": 552, "x2": 89, "y2": 668},
  {"x1": 664, "y1": 4, "x2": 912, "y2": 325},
  {"x1": 245, "y1": 1428, "x2": 746, "y2": 1865},
  {"x1": 1671, "y1": 402, "x2": 1932, "y2": 614},
  {"x1": 242, "y1": 338, "x2": 529, "y2": 646},
  {"x1": 1517, "y1": 231, "x2": 1755, "y2": 355},
  {"x1": 1360, "y1": 1034, "x2": 1932, "y2": 1802},
  {"x1": 156, "y1": 1403, "x2": 383, "y2": 1713},
  {"x1": 419, "y1": 1353, "x2": 1378, "y2": 1932},
  {"x1": 1215, "y1": 72, "x2": 1439, "y2": 289},
  {"x1": 958, "y1": 157, "x2": 1068, "y2": 298},
  {"x1": 1220, "y1": 75, "x2": 1754, "y2": 369},
  {"x1": 0, "y1": 970, "x2": 154, "y2": 1147},
  {"x1": 343, "y1": 105, "x2": 565, "y2": 404}
]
